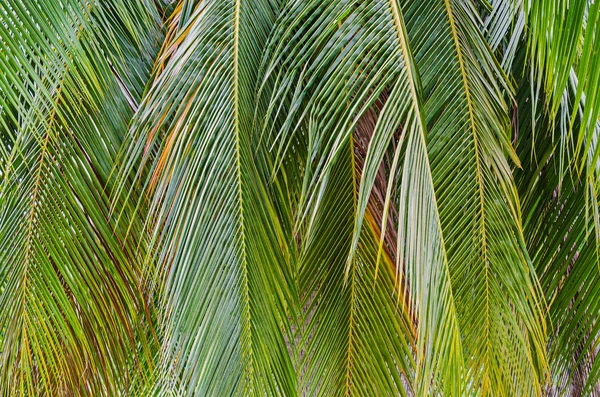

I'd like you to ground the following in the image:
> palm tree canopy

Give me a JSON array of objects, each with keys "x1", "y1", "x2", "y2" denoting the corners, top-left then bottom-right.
[{"x1": 0, "y1": 0, "x2": 599, "y2": 396}]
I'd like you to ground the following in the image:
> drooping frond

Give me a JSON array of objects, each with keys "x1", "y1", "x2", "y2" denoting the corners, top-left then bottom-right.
[
  {"x1": 288, "y1": 129, "x2": 416, "y2": 396},
  {"x1": 2, "y1": 1, "x2": 599, "y2": 396},
  {"x1": 0, "y1": 0, "x2": 163, "y2": 394},
  {"x1": 263, "y1": 0, "x2": 547, "y2": 394},
  {"x1": 515, "y1": 55, "x2": 600, "y2": 396},
  {"x1": 262, "y1": 1, "x2": 464, "y2": 394},
  {"x1": 526, "y1": 0, "x2": 600, "y2": 171},
  {"x1": 113, "y1": 0, "x2": 297, "y2": 395},
  {"x1": 403, "y1": 1, "x2": 548, "y2": 394}
]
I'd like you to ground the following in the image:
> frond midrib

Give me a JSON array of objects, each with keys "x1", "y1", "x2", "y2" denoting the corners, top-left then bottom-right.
[
  {"x1": 7, "y1": 84, "x2": 63, "y2": 392},
  {"x1": 233, "y1": 0, "x2": 256, "y2": 392},
  {"x1": 442, "y1": 0, "x2": 492, "y2": 386}
]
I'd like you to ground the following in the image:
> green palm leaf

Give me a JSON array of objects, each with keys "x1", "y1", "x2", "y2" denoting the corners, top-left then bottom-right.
[
  {"x1": 526, "y1": 0, "x2": 600, "y2": 172},
  {"x1": 404, "y1": 1, "x2": 548, "y2": 394},
  {"x1": 263, "y1": 0, "x2": 547, "y2": 394},
  {"x1": 1, "y1": 0, "x2": 600, "y2": 395},
  {"x1": 515, "y1": 57, "x2": 600, "y2": 396},
  {"x1": 0, "y1": 0, "x2": 163, "y2": 394},
  {"x1": 113, "y1": 1, "x2": 297, "y2": 395},
  {"x1": 289, "y1": 132, "x2": 416, "y2": 396}
]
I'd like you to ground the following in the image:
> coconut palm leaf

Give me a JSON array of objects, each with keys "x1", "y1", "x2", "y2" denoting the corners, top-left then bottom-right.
[
  {"x1": 288, "y1": 131, "x2": 416, "y2": 396},
  {"x1": 514, "y1": 51, "x2": 600, "y2": 396},
  {"x1": 526, "y1": 0, "x2": 600, "y2": 171},
  {"x1": 0, "y1": 0, "x2": 163, "y2": 395},
  {"x1": 2, "y1": 0, "x2": 600, "y2": 396},
  {"x1": 112, "y1": 0, "x2": 298, "y2": 395},
  {"x1": 263, "y1": 0, "x2": 547, "y2": 395},
  {"x1": 404, "y1": 1, "x2": 548, "y2": 395},
  {"x1": 261, "y1": 3, "x2": 462, "y2": 394}
]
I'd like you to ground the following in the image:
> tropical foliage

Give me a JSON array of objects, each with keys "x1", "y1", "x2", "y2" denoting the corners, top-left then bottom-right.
[{"x1": 0, "y1": 0, "x2": 599, "y2": 396}]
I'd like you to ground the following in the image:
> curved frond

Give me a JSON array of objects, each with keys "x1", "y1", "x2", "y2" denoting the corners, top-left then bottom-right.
[
  {"x1": 264, "y1": 0, "x2": 548, "y2": 395},
  {"x1": 288, "y1": 131, "x2": 416, "y2": 396},
  {"x1": 263, "y1": 1, "x2": 464, "y2": 393},
  {"x1": 3, "y1": 1, "x2": 598, "y2": 396},
  {"x1": 403, "y1": 1, "x2": 548, "y2": 394}
]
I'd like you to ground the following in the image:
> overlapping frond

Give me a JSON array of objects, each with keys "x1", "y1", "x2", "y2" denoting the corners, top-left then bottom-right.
[
  {"x1": 0, "y1": 0, "x2": 163, "y2": 394},
  {"x1": 1, "y1": 0, "x2": 599, "y2": 396},
  {"x1": 262, "y1": 1, "x2": 464, "y2": 394},
  {"x1": 288, "y1": 131, "x2": 416, "y2": 396},
  {"x1": 403, "y1": 1, "x2": 548, "y2": 394},
  {"x1": 263, "y1": 0, "x2": 547, "y2": 395},
  {"x1": 515, "y1": 55, "x2": 600, "y2": 396}
]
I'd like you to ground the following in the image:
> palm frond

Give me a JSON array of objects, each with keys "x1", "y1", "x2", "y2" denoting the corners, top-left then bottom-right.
[
  {"x1": 404, "y1": 1, "x2": 548, "y2": 394},
  {"x1": 113, "y1": 1, "x2": 297, "y2": 395},
  {"x1": 0, "y1": 0, "x2": 163, "y2": 394},
  {"x1": 3, "y1": 1, "x2": 600, "y2": 395},
  {"x1": 515, "y1": 52, "x2": 600, "y2": 397},
  {"x1": 526, "y1": 0, "x2": 600, "y2": 172},
  {"x1": 288, "y1": 130, "x2": 416, "y2": 396},
  {"x1": 263, "y1": 0, "x2": 547, "y2": 394},
  {"x1": 262, "y1": 1, "x2": 464, "y2": 393}
]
